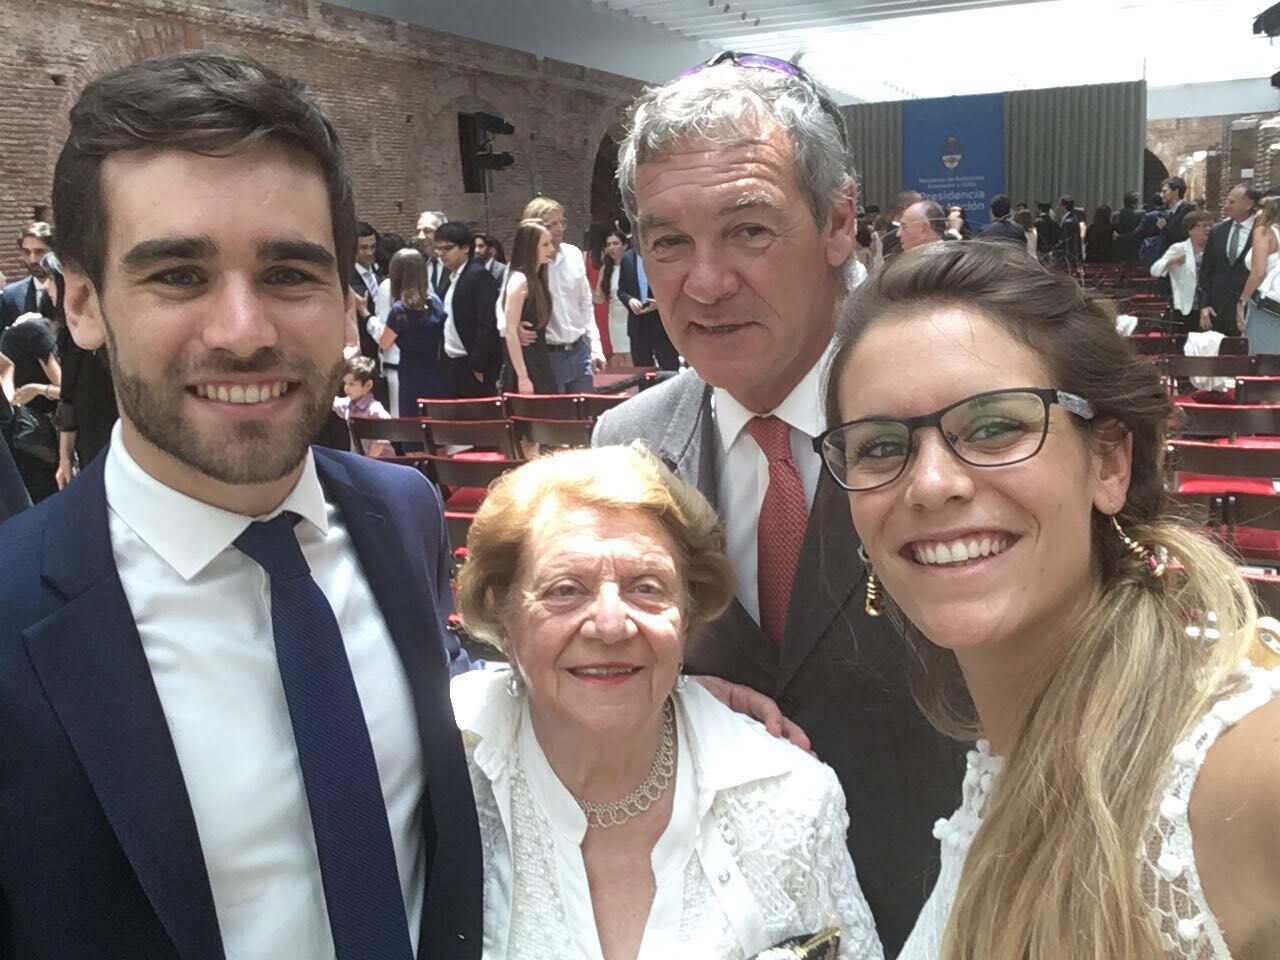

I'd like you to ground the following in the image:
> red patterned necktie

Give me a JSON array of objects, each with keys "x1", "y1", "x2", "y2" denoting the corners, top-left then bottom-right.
[{"x1": 747, "y1": 416, "x2": 810, "y2": 646}]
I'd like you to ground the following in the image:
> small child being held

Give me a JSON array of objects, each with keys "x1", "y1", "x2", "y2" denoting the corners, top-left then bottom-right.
[{"x1": 332, "y1": 356, "x2": 391, "y2": 457}]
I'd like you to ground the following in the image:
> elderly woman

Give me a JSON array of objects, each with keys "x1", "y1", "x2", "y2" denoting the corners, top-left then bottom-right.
[
  {"x1": 452, "y1": 445, "x2": 882, "y2": 960},
  {"x1": 818, "y1": 241, "x2": 1280, "y2": 960}
]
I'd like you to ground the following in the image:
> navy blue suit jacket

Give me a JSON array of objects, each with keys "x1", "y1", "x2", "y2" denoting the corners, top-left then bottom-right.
[
  {"x1": 0, "y1": 277, "x2": 38, "y2": 330},
  {"x1": 617, "y1": 247, "x2": 654, "y2": 340},
  {"x1": 0, "y1": 446, "x2": 482, "y2": 959}
]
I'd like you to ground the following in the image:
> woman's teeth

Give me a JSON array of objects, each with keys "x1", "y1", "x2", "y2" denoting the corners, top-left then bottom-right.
[
  {"x1": 911, "y1": 536, "x2": 1010, "y2": 566},
  {"x1": 571, "y1": 667, "x2": 639, "y2": 677}
]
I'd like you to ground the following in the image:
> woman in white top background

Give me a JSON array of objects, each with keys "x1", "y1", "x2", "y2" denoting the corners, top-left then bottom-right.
[
  {"x1": 593, "y1": 229, "x2": 632, "y2": 367},
  {"x1": 818, "y1": 242, "x2": 1280, "y2": 960},
  {"x1": 1240, "y1": 195, "x2": 1280, "y2": 354},
  {"x1": 451, "y1": 446, "x2": 882, "y2": 960},
  {"x1": 1151, "y1": 210, "x2": 1215, "y2": 331}
]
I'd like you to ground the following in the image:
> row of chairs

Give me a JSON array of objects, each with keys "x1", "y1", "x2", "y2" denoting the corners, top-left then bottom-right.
[{"x1": 348, "y1": 391, "x2": 629, "y2": 547}]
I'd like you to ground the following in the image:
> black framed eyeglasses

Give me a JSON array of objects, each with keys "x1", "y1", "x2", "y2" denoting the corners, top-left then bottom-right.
[
  {"x1": 812, "y1": 388, "x2": 1097, "y2": 493},
  {"x1": 673, "y1": 51, "x2": 848, "y2": 150}
]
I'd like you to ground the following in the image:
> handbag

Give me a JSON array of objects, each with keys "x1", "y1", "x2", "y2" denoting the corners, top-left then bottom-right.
[
  {"x1": 1138, "y1": 234, "x2": 1167, "y2": 270},
  {"x1": 9, "y1": 404, "x2": 58, "y2": 464},
  {"x1": 747, "y1": 927, "x2": 841, "y2": 960}
]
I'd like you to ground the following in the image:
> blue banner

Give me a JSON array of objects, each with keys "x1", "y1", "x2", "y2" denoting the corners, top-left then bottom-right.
[{"x1": 902, "y1": 93, "x2": 1004, "y2": 227}]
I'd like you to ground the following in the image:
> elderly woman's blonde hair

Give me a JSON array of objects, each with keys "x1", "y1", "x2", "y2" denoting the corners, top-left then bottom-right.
[
  {"x1": 456, "y1": 445, "x2": 736, "y2": 651},
  {"x1": 521, "y1": 196, "x2": 564, "y2": 222}
]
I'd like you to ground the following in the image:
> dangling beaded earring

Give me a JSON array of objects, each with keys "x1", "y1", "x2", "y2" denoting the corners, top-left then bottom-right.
[
  {"x1": 1111, "y1": 515, "x2": 1166, "y2": 577},
  {"x1": 857, "y1": 545, "x2": 883, "y2": 617},
  {"x1": 675, "y1": 661, "x2": 689, "y2": 691}
]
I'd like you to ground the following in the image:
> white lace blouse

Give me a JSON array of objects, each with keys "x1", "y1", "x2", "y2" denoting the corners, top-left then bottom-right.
[
  {"x1": 898, "y1": 659, "x2": 1280, "y2": 960},
  {"x1": 450, "y1": 670, "x2": 884, "y2": 960}
]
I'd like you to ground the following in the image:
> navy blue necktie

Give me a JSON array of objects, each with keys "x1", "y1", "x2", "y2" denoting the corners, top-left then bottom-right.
[{"x1": 234, "y1": 513, "x2": 414, "y2": 960}]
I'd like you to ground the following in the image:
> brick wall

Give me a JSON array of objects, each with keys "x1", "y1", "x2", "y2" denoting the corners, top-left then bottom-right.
[{"x1": 0, "y1": 0, "x2": 645, "y2": 280}]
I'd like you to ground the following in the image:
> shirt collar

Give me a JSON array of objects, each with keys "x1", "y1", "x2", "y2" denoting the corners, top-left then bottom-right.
[
  {"x1": 449, "y1": 263, "x2": 464, "y2": 282},
  {"x1": 453, "y1": 671, "x2": 798, "y2": 803},
  {"x1": 103, "y1": 420, "x2": 329, "y2": 581},
  {"x1": 712, "y1": 341, "x2": 835, "y2": 454},
  {"x1": 1239, "y1": 214, "x2": 1256, "y2": 231}
]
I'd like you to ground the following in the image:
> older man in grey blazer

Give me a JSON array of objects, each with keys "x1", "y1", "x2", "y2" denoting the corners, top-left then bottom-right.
[{"x1": 593, "y1": 54, "x2": 964, "y2": 957}]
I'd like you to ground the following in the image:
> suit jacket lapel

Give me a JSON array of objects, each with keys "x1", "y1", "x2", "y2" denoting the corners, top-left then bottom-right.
[
  {"x1": 653, "y1": 372, "x2": 718, "y2": 510},
  {"x1": 23, "y1": 455, "x2": 225, "y2": 959},
  {"x1": 776, "y1": 471, "x2": 861, "y2": 692},
  {"x1": 1236, "y1": 225, "x2": 1254, "y2": 268}
]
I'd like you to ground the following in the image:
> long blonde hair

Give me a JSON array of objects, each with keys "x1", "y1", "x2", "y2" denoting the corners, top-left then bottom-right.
[{"x1": 825, "y1": 243, "x2": 1258, "y2": 959}]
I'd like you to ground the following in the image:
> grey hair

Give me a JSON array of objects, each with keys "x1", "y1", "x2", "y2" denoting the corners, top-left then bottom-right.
[
  {"x1": 417, "y1": 210, "x2": 448, "y2": 226},
  {"x1": 617, "y1": 63, "x2": 855, "y2": 238}
]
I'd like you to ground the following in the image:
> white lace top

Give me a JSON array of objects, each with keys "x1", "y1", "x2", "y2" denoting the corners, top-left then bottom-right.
[
  {"x1": 899, "y1": 659, "x2": 1280, "y2": 960},
  {"x1": 450, "y1": 670, "x2": 884, "y2": 960}
]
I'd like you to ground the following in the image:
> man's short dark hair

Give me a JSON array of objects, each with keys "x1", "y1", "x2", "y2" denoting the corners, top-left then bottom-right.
[
  {"x1": 989, "y1": 194, "x2": 1011, "y2": 219},
  {"x1": 52, "y1": 52, "x2": 356, "y2": 292},
  {"x1": 1037, "y1": 202, "x2": 1051, "y2": 214},
  {"x1": 344, "y1": 354, "x2": 377, "y2": 383},
  {"x1": 1240, "y1": 185, "x2": 1263, "y2": 207},
  {"x1": 357, "y1": 221, "x2": 377, "y2": 239},
  {"x1": 1162, "y1": 176, "x2": 1186, "y2": 199},
  {"x1": 1059, "y1": 196, "x2": 1074, "y2": 212},
  {"x1": 435, "y1": 220, "x2": 474, "y2": 250},
  {"x1": 18, "y1": 222, "x2": 53, "y2": 247},
  {"x1": 1123, "y1": 191, "x2": 1141, "y2": 209}
]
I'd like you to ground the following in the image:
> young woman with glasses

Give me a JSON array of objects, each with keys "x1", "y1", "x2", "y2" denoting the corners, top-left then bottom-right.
[{"x1": 818, "y1": 241, "x2": 1280, "y2": 960}]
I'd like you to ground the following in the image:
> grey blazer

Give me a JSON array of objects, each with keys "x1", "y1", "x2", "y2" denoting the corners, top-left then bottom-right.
[{"x1": 594, "y1": 368, "x2": 965, "y2": 957}]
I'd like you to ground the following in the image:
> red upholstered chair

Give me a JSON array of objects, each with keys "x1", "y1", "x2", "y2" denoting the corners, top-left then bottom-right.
[
  {"x1": 418, "y1": 396, "x2": 506, "y2": 421},
  {"x1": 421, "y1": 454, "x2": 523, "y2": 514},
  {"x1": 1233, "y1": 377, "x2": 1280, "y2": 405},
  {"x1": 1130, "y1": 334, "x2": 1186, "y2": 356},
  {"x1": 511, "y1": 416, "x2": 596, "y2": 449},
  {"x1": 503, "y1": 393, "x2": 584, "y2": 420},
  {"x1": 580, "y1": 393, "x2": 628, "y2": 420},
  {"x1": 420, "y1": 418, "x2": 519, "y2": 460},
  {"x1": 1168, "y1": 440, "x2": 1280, "y2": 564},
  {"x1": 347, "y1": 416, "x2": 430, "y2": 460}
]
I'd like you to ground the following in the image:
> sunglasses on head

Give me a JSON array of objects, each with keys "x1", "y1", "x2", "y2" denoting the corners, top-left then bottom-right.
[{"x1": 673, "y1": 51, "x2": 848, "y2": 150}]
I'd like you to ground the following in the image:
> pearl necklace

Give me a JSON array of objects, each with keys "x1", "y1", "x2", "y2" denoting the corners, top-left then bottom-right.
[{"x1": 576, "y1": 700, "x2": 676, "y2": 829}]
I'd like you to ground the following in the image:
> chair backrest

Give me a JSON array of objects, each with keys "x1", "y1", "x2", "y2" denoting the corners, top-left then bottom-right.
[
  {"x1": 1167, "y1": 439, "x2": 1280, "y2": 477},
  {"x1": 347, "y1": 416, "x2": 429, "y2": 447},
  {"x1": 418, "y1": 396, "x2": 506, "y2": 420},
  {"x1": 579, "y1": 393, "x2": 629, "y2": 420},
  {"x1": 511, "y1": 416, "x2": 596, "y2": 449},
  {"x1": 1244, "y1": 573, "x2": 1280, "y2": 617},
  {"x1": 1234, "y1": 377, "x2": 1280, "y2": 405},
  {"x1": 1130, "y1": 334, "x2": 1185, "y2": 356},
  {"x1": 1219, "y1": 337, "x2": 1250, "y2": 356},
  {"x1": 423, "y1": 454, "x2": 523, "y2": 491},
  {"x1": 503, "y1": 393, "x2": 584, "y2": 420},
  {"x1": 421, "y1": 418, "x2": 519, "y2": 458},
  {"x1": 1162, "y1": 355, "x2": 1257, "y2": 380},
  {"x1": 1174, "y1": 405, "x2": 1280, "y2": 439}
]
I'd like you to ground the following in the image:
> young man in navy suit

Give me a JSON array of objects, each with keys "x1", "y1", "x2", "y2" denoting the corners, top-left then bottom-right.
[
  {"x1": 0, "y1": 222, "x2": 53, "y2": 329},
  {"x1": 0, "y1": 53, "x2": 481, "y2": 959}
]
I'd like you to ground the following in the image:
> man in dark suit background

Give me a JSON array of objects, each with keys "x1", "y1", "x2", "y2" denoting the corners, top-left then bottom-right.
[
  {"x1": 1198, "y1": 183, "x2": 1260, "y2": 334},
  {"x1": 616, "y1": 245, "x2": 679, "y2": 370},
  {"x1": 595, "y1": 57, "x2": 964, "y2": 957},
  {"x1": 435, "y1": 220, "x2": 501, "y2": 395},
  {"x1": 1034, "y1": 201, "x2": 1059, "y2": 257},
  {"x1": 976, "y1": 193, "x2": 1024, "y2": 244},
  {"x1": 1054, "y1": 196, "x2": 1083, "y2": 267},
  {"x1": 1112, "y1": 190, "x2": 1145, "y2": 262},
  {"x1": 1156, "y1": 175, "x2": 1193, "y2": 246},
  {"x1": 350, "y1": 220, "x2": 387, "y2": 405},
  {"x1": 0, "y1": 221, "x2": 53, "y2": 329},
  {"x1": 0, "y1": 52, "x2": 481, "y2": 959},
  {"x1": 879, "y1": 189, "x2": 922, "y2": 259}
]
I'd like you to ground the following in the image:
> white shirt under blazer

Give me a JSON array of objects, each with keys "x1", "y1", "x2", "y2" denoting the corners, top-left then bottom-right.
[
  {"x1": 103, "y1": 422, "x2": 426, "y2": 958},
  {"x1": 451, "y1": 669, "x2": 884, "y2": 960}
]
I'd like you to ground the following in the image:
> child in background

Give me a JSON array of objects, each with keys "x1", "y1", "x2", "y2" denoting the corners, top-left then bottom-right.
[{"x1": 332, "y1": 355, "x2": 390, "y2": 457}]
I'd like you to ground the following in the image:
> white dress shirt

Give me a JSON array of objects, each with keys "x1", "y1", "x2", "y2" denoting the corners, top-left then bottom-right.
[
  {"x1": 443, "y1": 264, "x2": 467, "y2": 359},
  {"x1": 546, "y1": 241, "x2": 604, "y2": 361},
  {"x1": 356, "y1": 263, "x2": 379, "y2": 301},
  {"x1": 103, "y1": 422, "x2": 425, "y2": 958},
  {"x1": 451, "y1": 670, "x2": 881, "y2": 960},
  {"x1": 369, "y1": 277, "x2": 401, "y2": 366},
  {"x1": 1151, "y1": 238, "x2": 1201, "y2": 314},
  {"x1": 713, "y1": 348, "x2": 832, "y2": 624},
  {"x1": 1228, "y1": 215, "x2": 1256, "y2": 262}
]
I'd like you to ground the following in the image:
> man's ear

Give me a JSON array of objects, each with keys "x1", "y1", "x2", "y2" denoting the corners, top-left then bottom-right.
[
  {"x1": 62, "y1": 265, "x2": 106, "y2": 351},
  {"x1": 824, "y1": 180, "x2": 858, "y2": 270}
]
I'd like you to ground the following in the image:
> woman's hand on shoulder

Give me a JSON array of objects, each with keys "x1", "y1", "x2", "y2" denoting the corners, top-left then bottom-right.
[{"x1": 1189, "y1": 693, "x2": 1280, "y2": 959}]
